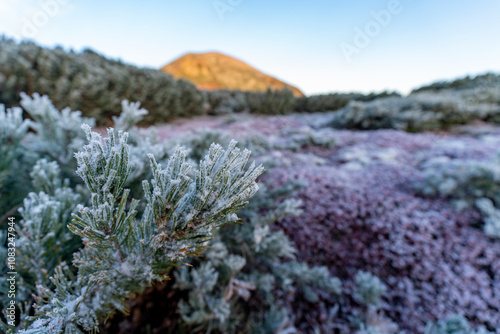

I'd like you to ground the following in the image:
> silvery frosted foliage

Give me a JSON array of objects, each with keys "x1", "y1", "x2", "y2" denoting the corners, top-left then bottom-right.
[
  {"x1": 141, "y1": 140, "x2": 264, "y2": 264},
  {"x1": 175, "y1": 259, "x2": 234, "y2": 329},
  {"x1": 17, "y1": 161, "x2": 81, "y2": 286},
  {"x1": 276, "y1": 127, "x2": 336, "y2": 151},
  {"x1": 294, "y1": 91, "x2": 401, "y2": 114},
  {"x1": 179, "y1": 129, "x2": 232, "y2": 163},
  {"x1": 20, "y1": 92, "x2": 95, "y2": 175},
  {"x1": 328, "y1": 96, "x2": 436, "y2": 131},
  {"x1": 475, "y1": 198, "x2": 500, "y2": 239},
  {"x1": 112, "y1": 100, "x2": 148, "y2": 132},
  {"x1": 236, "y1": 134, "x2": 271, "y2": 156},
  {"x1": 413, "y1": 73, "x2": 500, "y2": 95},
  {"x1": 0, "y1": 159, "x2": 82, "y2": 332},
  {"x1": 109, "y1": 103, "x2": 170, "y2": 195},
  {"x1": 176, "y1": 78, "x2": 209, "y2": 119},
  {"x1": 0, "y1": 103, "x2": 33, "y2": 213},
  {"x1": 349, "y1": 271, "x2": 397, "y2": 334},
  {"x1": 424, "y1": 315, "x2": 495, "y2": 334},
  {"x1": 73, "y1": 125, "x2": 133, "y2": 209},
  {"x1": 354, "y1": 271, "x2": 387, "y2": 307},
  {"x1": 416, "y1": 153, "x2": 500, "y2": 238},
  {"x1": 245, "y1": 88, "x2": 295, "y2": 115},
  {"x1": 29, "y1": 159, "x2": 65, "y2": 196},
  {"x1": 18, "y1": 125, "x2": 263, "y2": 333},
  {"x1": 20, "y1": 263, "x2": 99, "y2": 334},
  {"x1": 207, "y1": 88, "x2": 400, "y2": 116},
  {"x1": 416, "y1": 154, "x2": 500, "y2": 205},
  {"x1": 126, "y1": 127, "x2": 172, "y2": 196},
  {"x1": 277, "y1": 262, "x2": 342, "y2": 303},
  {"x1": 328, "y1": 91, "x2": 500, "y2": 132},
  {"x1": 206, "y1": 90, "x2": 248, "y2": 115},
  {"x1": 173, "y1": 239, "x2": 261, "y2": 332},
  {"x1": 171, "y1": 178, "x2": 342, "y2": 333},
  {"x1": 0, "y1": 37, "x2": 206, "y2": 125},
  {"x1": 0, "y1": 105, "x2": 32, "y2": 330},
  {"x1": 28, "y1": 160, "x2": 81, "y2": 234},
  {"x1": 352, "y1": 272, "x2": 397, "y2": 333},
  {"x1": 0, "y1": 104, "x2": 30, "y2": 181},
  {"x1": 0, "y1": 91, "x2": 155, "y2": 221},
  {"x1": 177, "y1": 129, "x2": 271, "y2": 165}
]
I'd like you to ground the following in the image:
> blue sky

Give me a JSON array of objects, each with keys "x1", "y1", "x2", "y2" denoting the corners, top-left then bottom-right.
[{"x1": 0, "y1": 0, "x2": 498, "y2": 95}]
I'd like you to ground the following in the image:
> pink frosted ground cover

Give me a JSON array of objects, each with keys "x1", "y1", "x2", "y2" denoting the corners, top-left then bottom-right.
[{"x1": 156, "y1": 113, "x2": 500, "y2": 332}]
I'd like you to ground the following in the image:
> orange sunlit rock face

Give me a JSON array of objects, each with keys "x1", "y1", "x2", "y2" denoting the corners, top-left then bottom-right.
[{"x1": 161, "y1": 52, "x2": 304, "y2": 97}]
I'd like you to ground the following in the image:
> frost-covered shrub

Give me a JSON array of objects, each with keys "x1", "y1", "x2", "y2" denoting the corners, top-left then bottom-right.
[
  {"x1": 424, "y1": 315, "x2": 495, "y2": 334},
  {"x1": 175, "y1": 129, "x2": 272, "y2": 165},
  {"x1": 178, "y1": 129, "x2": 233, "y2": 163},
  {"x1": 416, "y1": 153, "x2": 500, "y2": 238},
  {"x1": 0, "y1": 103, "x2": 33, "y2": 214},
  {"x1": 111, "y1": 100, "x2": 174, "y2": 199},
  {"x1": 328, "y1": 91, "x2": 500, "y2": 131},
  {"x1": 245, "y1": 88, "x2": 295, "y2": 115},
  {"x1": 1, "y1": 95, "x2": 346, "y2": 333},
  {"x1": 294, "y1": 91, "x2": 400, "y2": 113},
  {"x1": 0, "y1": 37, "x2": 206, "y2": 125},
  {"x1": 416, "y1": 154, "x2": 500, "y2": 205},
  {"x1": 354, "y1": 271, "x2": 386, "y2": 307},
  {"x1": 476, "y1": 198, "x2": 500, "y2": 239},
  {"x1": 207, "y1": 88, "x2": 296, "y2": 116},
  {"x1": 206, "y1": 89, "x2": 400, "y2": 117},
  {"x1": 97, "y1": 125, "x2": 342, "y2": 333},
  {"x1": 169, "y1": 179, "x2": 342, "y2": 333},
  {"x1": 207, "y1": 90, "x2": 248, "y2": 115},
  {"x1": 351, "y1": 271, "x2": 398, "y2": 334},
  {"x1": 12, "y1": 160, "x2": 82, "y2": 303},
  {"x1": 276, "y1": 127, "x2": 336, "y2": 151},
  {"x1": 294, "y1": 93, "x2": 353, "y2": 113},
  {"x1": 412, "y1": 73, "x2": 500, "y2": 124},
  {"x1": 112, "y1": 100, "x2": 149, "y2": 132},
  {"x1": 328, "y1": 96, "x2": 440, "y2": 131},
  {"x1": 413, "y1": 73, "x2": 500, "y2": 94},
  {"x1": 0, "y1": 104, "x2": 30, "y2": 181},
  {"x1": 20, "y1": 92, "x2": 95, "y2": 176},
  {"x1": 18, "y1": 132, "x2": 262, "y2": 333},
  {"x1": 124, "y1": 133, "x2": 342, "y2": 333},
  {"x1": 0, "y1": 96, "x2": 264, "y2": 333},
  {"x1": 0, "y1": 93, "x2": 155, "y2": 225}
]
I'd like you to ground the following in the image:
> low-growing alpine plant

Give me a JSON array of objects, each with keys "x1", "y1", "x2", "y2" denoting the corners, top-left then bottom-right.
[
  {"x1": 0, "y1": 94, "x2": 265, "y2": 333},
  {"x1": 1, "y1": 93, "x2": 345, "y2": 334},
  {"x1": 416, "y1": 152, "x2": 500, "y2": 239},
  {"x1": 3, "y1": 92, "x2": 500, "y2": 333}
]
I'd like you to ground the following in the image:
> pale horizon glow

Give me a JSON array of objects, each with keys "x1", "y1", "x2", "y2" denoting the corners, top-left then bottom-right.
[{"x1": 0, "y1": 0, "x2": 498, "y2": 95}]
